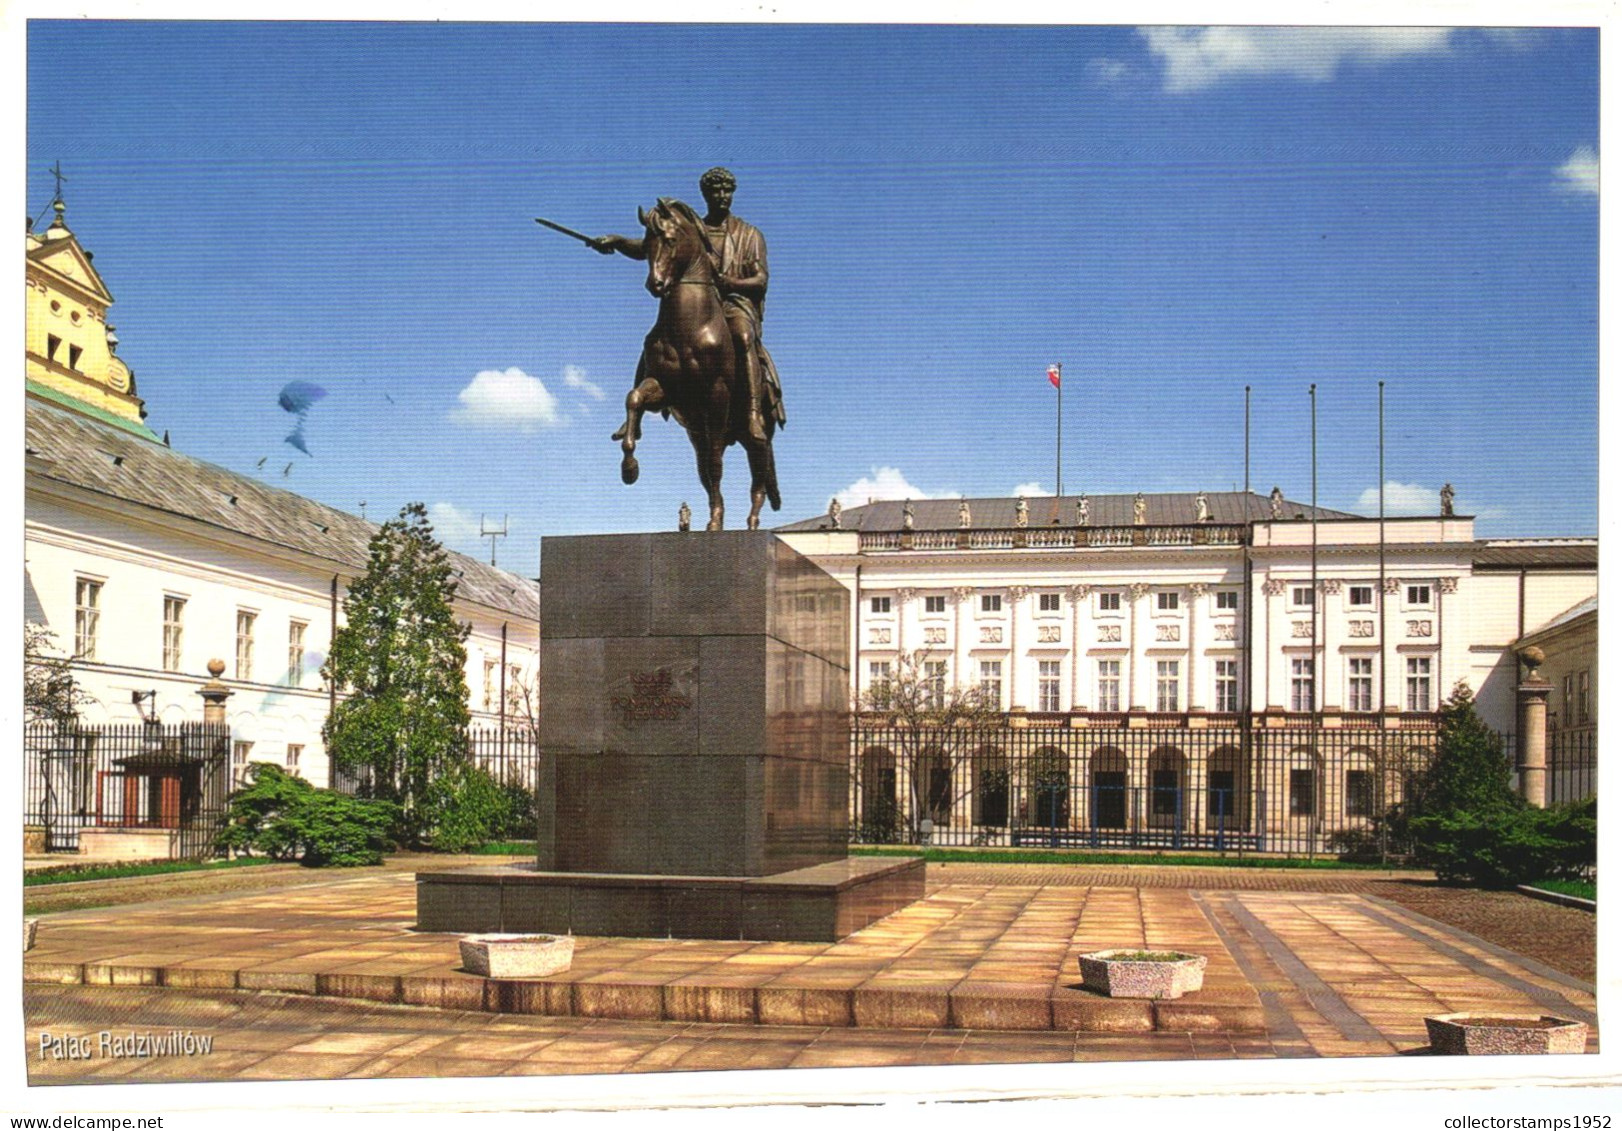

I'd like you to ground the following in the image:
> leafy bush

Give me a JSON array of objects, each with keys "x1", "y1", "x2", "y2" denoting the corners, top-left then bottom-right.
[
  {"x1": 1412, "y1": 797, "x2": 1596, "y2": 888},
  {"x1": 420, "y1": 764, "x2": 522, "y2": 853},
  {"x1": 218, "y1": 763, "x2": 398, "y2": 867}
]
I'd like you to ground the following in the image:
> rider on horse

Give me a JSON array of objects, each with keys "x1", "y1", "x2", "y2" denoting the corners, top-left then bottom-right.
[{"x1": 593, "y1": 167, "x2": 784, "y2": 443}]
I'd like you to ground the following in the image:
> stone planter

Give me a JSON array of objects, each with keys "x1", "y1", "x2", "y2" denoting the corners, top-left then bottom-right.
[
  {"x1": 1425, "y1": 1013, "x2": 1588, "y2": 1055},
  {"x1": 1078, "y1": 949, "x2": 1207, "y2": 999},
  {"x1": 458, "y1": 933, "x2": 574, "y2": 979},
  {"x1": 24, "y1": 918, "x2": 37, "y2": 952}
]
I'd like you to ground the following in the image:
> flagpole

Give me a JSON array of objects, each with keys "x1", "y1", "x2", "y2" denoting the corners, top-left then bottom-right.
[{"x1": 1054, "y1": 363, "x2": 1063, "y2": 498}]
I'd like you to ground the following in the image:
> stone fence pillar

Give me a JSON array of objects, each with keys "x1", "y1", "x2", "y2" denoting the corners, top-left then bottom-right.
[
  {"x1": 198, "y1": 658, "x2": 232, "y2": 726},
  {"x1": 1516, "y1": 647, "x2": 1550, "y2": 809}
]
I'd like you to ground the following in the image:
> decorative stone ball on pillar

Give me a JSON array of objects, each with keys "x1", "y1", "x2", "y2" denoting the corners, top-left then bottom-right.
[
  {"x1": 1516, "y1": 646, "x2": 1551, "y2": 809},
  {"x1": 198, "y1": 658, "x2": 232, "y2": 725}
]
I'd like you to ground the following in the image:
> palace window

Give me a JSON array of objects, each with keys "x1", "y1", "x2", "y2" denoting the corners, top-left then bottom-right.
[
  {"x1": 1214, "y1": 659, "x2": 1238, "y2": 714},
  {"x1": 483, "y1": 659, "x2": 498, "y2": 712},
  {"x1": 232, "y1": 740, "x2": 254, "y2": 785},
  {"x1": 1405, "y1": 657, "x2": 1433, "y2": 712},
  {"x1": 979, "y1": 661, "x2": 1003, "y2": 709},
  {"x1": 1348, "y1": 656, "x2": 1374, "y2": 713},
  {"x1": 1215, "y1": 590, "x2": 1239, "y2": 612},
  {"x1": 287, "y1": 620, "x2": 307, "y2": 685},
  {"x1": 1345, "y1": 770, "x2": 1373, "y2": 818},
  {"x1": 1577, "y1": 670, "x2": 1591, "y2": 723},
  {"x1": 74, "y1": 578, "x2": 101, "y2": 660},
  {"x1": 1348, "y1": 585, "x2": 1375, "y2": 608},
  {"x1": 870, "y1": 596, "x2": 891, "y2": 615},
  {"x1": 923, "y1": 660, "x2": 948, "y2": 709},
  {"x1": 235, "y1": 610, "x2": 256, "y2": 681},
  {"x1": 506, "y1": 664, "x2": 524, "y2": 714},
  {"x1": 1096, "y1": 660, "x2": 1121, "y2": 713},
  {"x1": 1038, "y1": 592, "x2": 1061, "y2": 613},
  {"x1": 162, "y1": 596, "x2": 185, "y2": 672},
  {"x1": 868, "y1": 661, "x2": 893, "y2": 706},
  {"x1": 1156, "y1": 591, "x2": 1180, "y2": 613},
  {"x1": 1097, "y1": 591, "x2": 1121, "y2": 614},
  {"x1": 924, "y1": 595, "x2": 946, "y2": 614},
  {"x1": 980, "y1": 594, "x2": 1002, "y2": 614},
  {"x1": 1038, "y1": 660, "x2": 1062, "y2": 713},
  {"x1": 1405, "y1": 583, "x2": 1433, "y2": 608},
  {"x1": 1289, "y1": 768, "x2": 1316, "y2": 817},
  {"x1": 286, "y1": 744, "x2": 303, "y2": 773},
  {"x1": 1290, "y1": 658, "x2": 1315, "y2": 713},
  {"x1": 1156, "y1": 660, "x2": 1180, "y2": 712},
  {"x1": 68, "y1": 344, "x2": 83, "y2": 371},
  {"x1": 1290, "y1": 585, "x2": 1315, "y2": 610}
]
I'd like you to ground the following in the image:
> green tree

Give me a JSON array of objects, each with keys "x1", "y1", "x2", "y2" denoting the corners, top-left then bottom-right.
[
  {"x1": 24, "y1": 622, "x2": 84, "y2": 726},
  {"x1": 323, "y1": 502, "x2": 472, "y2": 844},
  {"x1": 1411, "y1": 681, "x2": 1521, "y2": 818}
]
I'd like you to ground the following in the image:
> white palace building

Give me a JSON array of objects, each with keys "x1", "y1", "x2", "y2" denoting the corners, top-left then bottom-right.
[
  {"x1": 24, "y1": 198, "x2": 539, "y2": 854},
  {"x1": 779, "y1": 490, "x2": 1597, "y2": 851}
]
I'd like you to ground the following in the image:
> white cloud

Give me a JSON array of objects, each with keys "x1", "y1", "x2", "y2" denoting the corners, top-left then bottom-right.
[
  {"x1": 1011, "y1": 482, "x2": 1052, "y2": 498},
  {"x1": 1138, "y1": 27, "x2": 1454, "y2": 93},
  {"x1": 450, "y1": 367, "x2": 563, "y2": 431},
  {"x1": 1554, "y1": 146, "x2": 1598, "y2": 196},
  {"x1": 834, "y1": 467, "x2": 958, "y2": 509},
  {"x1": 427, "y1": 501, "x2": 483, "y2": 546},
  {"x1": 563, "y1": 364, "x2": 606, "y2": 401},
  {"x1": 1354, "y1": 481, "x2": 1444, "y2": 515},
  {"x1": 1086, "y1": 58, "x2": 1130, "y2": 86}
]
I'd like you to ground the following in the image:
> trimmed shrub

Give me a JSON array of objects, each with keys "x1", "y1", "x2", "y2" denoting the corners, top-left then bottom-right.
[
  {"x1": 1412, "y1": 797, "x2": 1596, "y2": 888},
  {"x1": 218, "y1": 763, "x2": 398, "y2": 867}
]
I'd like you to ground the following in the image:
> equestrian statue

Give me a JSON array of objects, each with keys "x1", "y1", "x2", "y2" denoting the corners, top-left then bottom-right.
[{"x1": 541, "y1": 167, "x2": 784, "y2": 531}]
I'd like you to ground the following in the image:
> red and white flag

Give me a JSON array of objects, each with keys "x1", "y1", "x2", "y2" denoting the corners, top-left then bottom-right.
[{"x1": 1047, "y1": 363, "x2": 1062, "y2": 389}]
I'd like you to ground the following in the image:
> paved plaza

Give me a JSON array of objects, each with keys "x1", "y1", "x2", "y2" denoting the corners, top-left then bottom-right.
[{"x1": 22, "y1": 864, "x2": 1597, "y2": 1083}]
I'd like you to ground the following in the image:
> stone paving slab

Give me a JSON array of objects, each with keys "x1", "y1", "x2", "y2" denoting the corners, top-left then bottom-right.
[{"x1": 22, "y1": 868, "x2": 1598, "y2": 1055}]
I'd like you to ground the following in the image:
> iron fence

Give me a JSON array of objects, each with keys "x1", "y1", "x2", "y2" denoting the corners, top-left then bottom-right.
[
  {"x1": 1546, "y1": 724, "x2": 1597, "y2": 807},
  {"x1": 850, "y1": 719, "x2": 1470, "y2": 857},
  {"x1": 24, "y1": 721, "x2": 232, "y2": 857}
]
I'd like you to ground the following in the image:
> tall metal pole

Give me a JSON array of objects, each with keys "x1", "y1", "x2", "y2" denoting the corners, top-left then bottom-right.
[
  {"x1": 1378, "y1": 381, "x2": 1387, "y2": 715},
  {"x1": 1310, "y1": 384, "x2": 1319, "y2": 716},
  {"x1": 1244, "y1": 385, "x2": 1251, "y2": 495},
  {"x1": 1054, "y1": 363, "x2": 1063, "y2": 498}
]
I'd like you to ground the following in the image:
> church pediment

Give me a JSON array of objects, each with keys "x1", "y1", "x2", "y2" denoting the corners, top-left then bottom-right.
[{"x1": 27, "y1": 237, "x2": 113, "y2": 305}]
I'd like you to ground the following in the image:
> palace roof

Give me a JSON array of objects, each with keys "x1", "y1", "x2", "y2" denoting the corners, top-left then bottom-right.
[
  {"x1": 777, "y1": 491, "x2": 1359, "y2": 533},
  {"x1": 25, "y1": 398, "x2": 538, "y2": 619}
]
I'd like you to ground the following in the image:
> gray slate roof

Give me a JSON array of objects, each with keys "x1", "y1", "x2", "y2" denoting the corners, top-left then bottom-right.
[
  {"x1": 1472, "y1": 540, "x2": 1599, "y2": 571},
  {"x1": 1523, "y1": 595, "x2": 1597, "y2": 639},
  {"x1": 26, "y1": 398, "x2": 538, "y2": 619},
  {"x1": 777, "y1": 491, "x2": 1358, "y2": 533}
]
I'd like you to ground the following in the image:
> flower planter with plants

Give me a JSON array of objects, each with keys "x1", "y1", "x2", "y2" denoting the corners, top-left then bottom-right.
[
  {"x1": 1078, "y1": 949, "x2": 1207, "y2": 999},
  {"x1": 1425, "y1": 1013, "x2": 1588, "y2": 1055},
  {"x1": 458, "y1": 933, "x2": 575, "y2": 979}
]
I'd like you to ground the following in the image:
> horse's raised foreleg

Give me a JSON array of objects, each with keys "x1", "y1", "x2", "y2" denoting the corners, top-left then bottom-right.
[{"x1": 613, "y1": 370, "x2": 664, "y2": 486}]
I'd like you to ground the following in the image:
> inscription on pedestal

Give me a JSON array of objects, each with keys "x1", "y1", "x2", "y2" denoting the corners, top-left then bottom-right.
[{"x1": 611, "y1": 670, "x2": 694, "y2": 722}]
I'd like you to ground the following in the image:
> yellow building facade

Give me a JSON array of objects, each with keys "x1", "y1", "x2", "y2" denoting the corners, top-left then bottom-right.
[{"x1": 25, "y1": 197, "x2": 155, "y2": 440}]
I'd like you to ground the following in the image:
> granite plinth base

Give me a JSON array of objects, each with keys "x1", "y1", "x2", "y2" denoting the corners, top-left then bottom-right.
[{"x1": 418, "y1": 856, "x2": 924, "y2": 943}]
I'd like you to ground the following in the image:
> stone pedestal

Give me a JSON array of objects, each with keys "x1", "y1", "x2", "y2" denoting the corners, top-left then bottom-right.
[
  {"x1": 1517, "y1": 647, "x2": 1552, "y2": 809},
  {"x1": 419, "y1": 531, "x2": 924, "y2": 941}
]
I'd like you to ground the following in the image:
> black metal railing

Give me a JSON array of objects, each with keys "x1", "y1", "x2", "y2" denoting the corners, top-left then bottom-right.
[
  {"x1": 1547, "y1": 724, "x2": 1597, "y2": 807},
  {"x1": 850, "y1": 719, "x2": 1465, "y2": 857},
  {"x1": 24, "y1": 721, "x2": 231, "y2": 858}
]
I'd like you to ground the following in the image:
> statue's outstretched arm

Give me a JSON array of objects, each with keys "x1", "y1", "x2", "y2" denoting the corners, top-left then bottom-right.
[{"x1": 592, "y1": 234, "x2": 648, "y2": 260}]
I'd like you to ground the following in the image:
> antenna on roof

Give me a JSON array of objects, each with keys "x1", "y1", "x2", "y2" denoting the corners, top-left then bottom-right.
[
  {"x1": 359, "y1": 501, "x2": 367, "y2": 520},
  {"x1": 480, "y1": 514, "x2": 509, "y2": 567}
]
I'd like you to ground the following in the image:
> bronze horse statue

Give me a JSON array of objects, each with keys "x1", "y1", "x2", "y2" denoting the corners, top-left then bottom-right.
[{"x1": 610, "y1": 198, "x2": 781, "y2": 531}]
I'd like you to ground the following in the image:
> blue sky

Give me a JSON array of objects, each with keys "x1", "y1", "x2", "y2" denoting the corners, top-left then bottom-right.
[{"x1": 24, "y1": 23, "x2": 1598, "y2": 562}]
